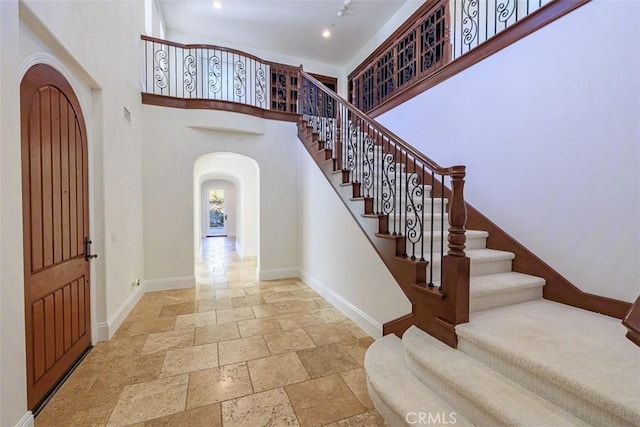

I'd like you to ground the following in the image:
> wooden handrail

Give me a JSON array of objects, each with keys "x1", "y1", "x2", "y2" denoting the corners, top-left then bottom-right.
[
  {"x1": 299, "y1": 69, "x2": 464, "y2": 178},
  {"x1": 140, "y1": 35, "x2": 293, "y2": 69}
]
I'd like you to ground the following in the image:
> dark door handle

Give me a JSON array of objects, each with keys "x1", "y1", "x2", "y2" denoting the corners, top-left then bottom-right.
[{"x1": 85, "y1": 237, "x2": 98, "y2": 261}]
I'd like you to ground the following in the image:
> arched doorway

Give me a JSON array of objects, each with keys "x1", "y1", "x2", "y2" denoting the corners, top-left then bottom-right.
[{"x1": 193, "y1": 152, "x2": 260, "y2": 279}]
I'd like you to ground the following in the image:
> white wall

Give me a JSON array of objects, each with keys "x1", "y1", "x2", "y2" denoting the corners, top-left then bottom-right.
[
  {"x1": 297, "y1": 139, "x2": 411, "y2": 338},
  {"x1": 143, "y1": 107, "x2": 299, "y2": 281},
  {"x1": 201, "y1": 180, "x2": 237, "y2": 238},
  {"x1": 377, "y1": 1, "x2": 640, "y2": 302},
  {"x1": 2, "y1": 0, "x2": 146, "y2": 424},
  {"x1": 1, "y1": 2, "x2": 28, "y2": 425}
]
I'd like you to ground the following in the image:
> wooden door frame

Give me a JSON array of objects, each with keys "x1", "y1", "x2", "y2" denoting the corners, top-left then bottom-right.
[{"x1": 20, "y1": 63, "x2": 92, "y2": 410}]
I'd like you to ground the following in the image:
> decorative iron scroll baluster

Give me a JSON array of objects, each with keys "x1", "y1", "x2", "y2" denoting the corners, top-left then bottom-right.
[
  {"x1": 405, "y1": 169, "x2": 424, "y2": 260},
  {"x1": 497, "y1": 0, "x2": 517, "y2": 27},
  {"x1": 154, "y1": 47, "x2": 169, "y2": 91},
  {"x1": 362, "y1": 134, "x2": 375, "y2": 197},
  {"x1": 382, "y1": 152, "x2": 396, "y2": 218},
  {"x1": 462, "y1": 0, "x2": 480, "y2": 51},
  {"x1": 208, "y1": 55, "x2": 222, "y2": 95},
  {"x1": 234, "y1": 59, "x2": 246, "y2": 98},
  {"x1": 255, "y1": 67, "x2": 266, "y2": 105},
  {"x1": 347, "y1": 122, "x2": 358, "y2": 177},
  {"x1": 183, "y1": 52, "x2": 196, "y2": 95}
]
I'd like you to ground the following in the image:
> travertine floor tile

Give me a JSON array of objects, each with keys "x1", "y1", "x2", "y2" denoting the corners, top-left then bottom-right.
[
  {"x1": 218, "y1": 335, "x2": 270, "y2": 365},
  {"x1": 216, "y1": 306, "x2": 255, "y2": 324},
  {"x1": 174, "y1": 311, "x2": 217, "y2": 329},
  {"x1": 215, "y1": 289, "x2": 246, "y2": 299},
  {"x1": 231, "y1": 294, "x2": 267, "y2": 308},
  {"x1": 197, "y1": 298, "x2": 233, "y2": 312},
  {"x1": 285, "y1": 374, "x2": 365, "y2": 426},
  {"x1": 142, "y1": 329, "x2": 195, "y2": 354},
  {"x1": 304, "y1": 322, "x2": 358, "y2": 346},
  {"x1": 263, "y1": 328, "x2": 316, "y2": 355},
  {"x1": 124, "y1": 305, "x2": 162, "y2": 323},
  {"x1": 222, "y1": 388, "x2": 299, "y2": 427},
  {"x1": 37, "y1": 383, "x2": 122, "y2": 426},
  {"x1": 342, "y1": 337, "x2": 375, "y2": 367},
  {"x1": 194, "y1": 323, "x2": 240, "y2": 345},
  {"x1": 107, "y1": 374, "x2": 189, "y2": 426},
  {"x1": 311, "y1": 307, "x2": 348, "y2": 323},
  {"x1": 158, "y1": 301, "x2": 198, "y2": 317},
  {"x1": 334, "y1": 411, "x2": 386, "y2": 426},
  {"x1": 160, "y1": 343, "x2": 218, "y2": 377},
  {"x1": 117, "y1": 317, "x2": 177, "y2": 337},
  {"x1": 238, "y1": 316, "x2": 282, "y2": 337},
  {"x1": 339, "y1": 368, "x2": 374, "y2": 409},
  {"x1": 252, "y1": 302, "x2": 292, "y2": 318},
  {"x1": 296, "y1": 343, "x2": 359, "y2": 378},
  {"x1": 144, "y1": 403, "x2": 222, "y2": 426},
  {"x1": 248, "y1": 352, "x2": 310, "y2": 392},
  {"x1": 276, "y1": 312, "x2": 320, "y2": 330},
  {"x1": 187, "y1": 363, "x2": 253, "y2": 409}
]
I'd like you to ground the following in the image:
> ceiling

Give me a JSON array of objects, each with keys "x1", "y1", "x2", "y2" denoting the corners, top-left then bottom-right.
[{"x1": 157, "y1": 0, "x2": 408, "y2": 67}]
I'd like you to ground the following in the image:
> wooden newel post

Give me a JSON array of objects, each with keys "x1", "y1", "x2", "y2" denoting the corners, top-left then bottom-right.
[{"x1": 442, "y1": 166, "x2": 470, "y2": 326}]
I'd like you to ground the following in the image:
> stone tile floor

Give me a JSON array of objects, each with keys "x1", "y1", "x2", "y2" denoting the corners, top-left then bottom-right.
[{"x1": 36, "y1": 237, "x2": 386, "y2": 426}]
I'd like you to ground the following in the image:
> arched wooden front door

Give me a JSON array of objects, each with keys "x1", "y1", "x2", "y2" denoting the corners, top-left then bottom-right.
[{"x1": 21, "y1": 64, "x2": 92, "y2": 410}]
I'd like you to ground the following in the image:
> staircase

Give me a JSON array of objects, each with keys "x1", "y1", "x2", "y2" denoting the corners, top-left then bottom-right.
[{"x1": 296, "y1": 71, "x2": 639, "y2": 426}]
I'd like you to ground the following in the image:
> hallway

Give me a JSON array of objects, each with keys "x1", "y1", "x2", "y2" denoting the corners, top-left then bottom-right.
[{"x1": 36, "y1": 237, "x2": 384, "y2": 426}]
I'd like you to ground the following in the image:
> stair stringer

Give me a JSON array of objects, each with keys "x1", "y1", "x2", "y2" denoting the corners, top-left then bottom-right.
[{"x1": 297, "y1": 119, "x2": 461, "y2": 347}]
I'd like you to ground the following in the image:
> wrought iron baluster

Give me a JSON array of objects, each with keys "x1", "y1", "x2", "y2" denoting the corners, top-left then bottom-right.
[{"x1": 428, "y1": 171, "x2": 435, "y2": 287}]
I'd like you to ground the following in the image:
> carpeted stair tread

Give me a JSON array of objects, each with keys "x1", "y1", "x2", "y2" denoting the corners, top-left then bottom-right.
[
  {"x1": 402, "y1": 326, "x2": 588, "y2": 426},
  {"x1": 456, "y1": 299, "x2": 640, "y2": 426},
  {"x1": 365, "y1": 334, "x2": 474, "y2": 427}
]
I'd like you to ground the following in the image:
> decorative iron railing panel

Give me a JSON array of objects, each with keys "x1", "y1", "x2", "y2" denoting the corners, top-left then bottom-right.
[
  {"x1": 142, "y1": 36, "x2": 302, "y2": 114},
  {"x1": 349, "y1": 0, "x2": 554, "y2": 113}
]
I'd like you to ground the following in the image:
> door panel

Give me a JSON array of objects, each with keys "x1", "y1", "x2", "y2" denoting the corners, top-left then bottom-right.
[{"x1": 21, "y1": 64, "x2": 92, "y2": 410}]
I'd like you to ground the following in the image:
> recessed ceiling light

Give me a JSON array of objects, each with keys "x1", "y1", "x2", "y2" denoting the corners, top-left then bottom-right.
[
  {"x1": 213, "y1": 1, "x2": 222, "y2": 9},
  {"x1": 322, "y1": 29, "x2": 331, "y2": 38}
]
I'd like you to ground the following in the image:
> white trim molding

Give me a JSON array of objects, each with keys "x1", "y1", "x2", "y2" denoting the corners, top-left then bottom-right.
[
  {"x1": 96, "y1": 276, "x2": 195, "y2": 340},
  {"x1": 15, "y1": 411, "x2": 34, "y2": 427},
  {"x1": 299, "y1": 270, "x2": 383, "y2": 339},
  {"x1": 258, "y1": 268, "x2": 300, "y2": 281},
  {"x1": 142, "y1": 275, "x2": 195, "y2": 292}
]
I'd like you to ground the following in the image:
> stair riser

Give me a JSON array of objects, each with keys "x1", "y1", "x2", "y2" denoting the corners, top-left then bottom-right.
[
  {"x1": 427, "y1": 259, "x2": 513, "y2": 283},
  {"x1": 470, "y1": 286, "x2": 543, "y2": 313},
  {"x1": 404, "y1": 235, "x2": 487, "y2": 254}
]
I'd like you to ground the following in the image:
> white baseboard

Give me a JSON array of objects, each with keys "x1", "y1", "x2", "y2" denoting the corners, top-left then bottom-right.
[
  {"x1": 299, "y1": 269, "x2": 382, "y2": 339},
  {"x1": 96, "y1": 276, "x2": 195, "y2": 340},
  {"x1": 15, "y1": 411, "x2": 33, "y2": 427},
  {"x1": 99, "y1": 284, "x2": 146, "y2": 340},
  {"x1": 142, "y1": 275, "x2": 195, "y2": 292},
  {"x1": 258, "y1": 268, "x2": 300, "y2": 281}
]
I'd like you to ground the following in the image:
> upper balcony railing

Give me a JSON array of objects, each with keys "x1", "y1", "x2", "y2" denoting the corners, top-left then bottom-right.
[
  {"x1": 348, "y1": 0, "x2": 589, "y2": 116},
  {"x1": 142, "y1": 35, "x2": 301, "y2": 120}
]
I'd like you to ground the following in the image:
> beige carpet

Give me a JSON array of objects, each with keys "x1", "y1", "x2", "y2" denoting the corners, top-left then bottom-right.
[{"x1": 457, "y1": 299, "x2": 640, "y2": 426}]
